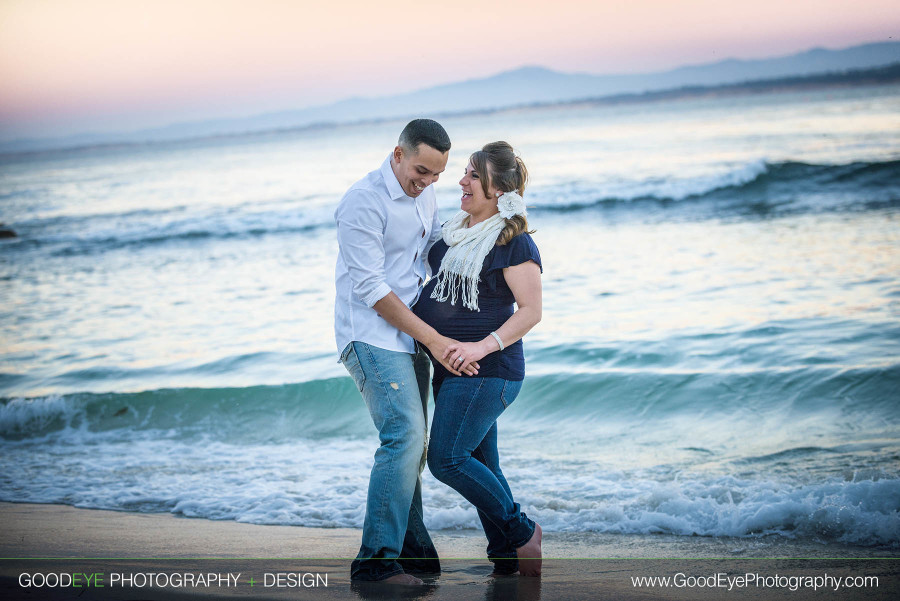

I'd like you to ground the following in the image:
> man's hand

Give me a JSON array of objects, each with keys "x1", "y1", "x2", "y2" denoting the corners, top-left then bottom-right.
[
  {"x1": 443, "y1": 340, "x2": 491, "y2": 376},
  {"x1": 429, "y1": 335, "x2": 479, "y2": 376},
  {"x1": 370, "y1": 293, "x2": 479, "y2": 376}
]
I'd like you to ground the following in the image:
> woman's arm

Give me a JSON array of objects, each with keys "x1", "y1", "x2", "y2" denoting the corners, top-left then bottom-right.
[{"x1": 444, "y1": 260, "x2": 542, "y2": 371}]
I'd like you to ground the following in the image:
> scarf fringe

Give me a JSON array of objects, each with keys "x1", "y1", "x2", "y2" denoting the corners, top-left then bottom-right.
[
  {"x1": 430, "y1": 270, "x2": 482, "y2": 311},
  {"x1": 429, "y1": 211, "x2": 506, "y2": 312}
]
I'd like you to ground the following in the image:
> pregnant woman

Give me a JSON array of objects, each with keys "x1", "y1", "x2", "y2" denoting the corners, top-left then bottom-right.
[{"x1": 413, "y1": 141, "x2": 543, "y2": 576}]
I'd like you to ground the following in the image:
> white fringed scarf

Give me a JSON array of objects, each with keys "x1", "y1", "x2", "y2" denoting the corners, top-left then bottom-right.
[{"x1": 429, "y1": 210, "x2": 507, "y2": 311}]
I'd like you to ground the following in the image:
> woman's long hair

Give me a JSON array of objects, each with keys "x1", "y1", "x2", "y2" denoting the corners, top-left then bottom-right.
[{"x1": 470, "y1": 141, "x2": 535, "y2": 245}]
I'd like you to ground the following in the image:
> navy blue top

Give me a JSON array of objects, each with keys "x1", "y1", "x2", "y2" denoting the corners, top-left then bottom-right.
[{"x1": 413, "y1": 232, "x2": 542, "y2": 388}]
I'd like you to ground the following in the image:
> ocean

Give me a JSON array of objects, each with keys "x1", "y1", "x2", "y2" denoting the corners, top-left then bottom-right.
[{"x1": 1, "y1": 85, "x2": 899, "y2": 551}]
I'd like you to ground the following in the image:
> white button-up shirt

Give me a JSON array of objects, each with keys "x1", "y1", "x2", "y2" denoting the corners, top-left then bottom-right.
[{"x1": 334, "y1": 154, "x2": 441, "y2": 354}]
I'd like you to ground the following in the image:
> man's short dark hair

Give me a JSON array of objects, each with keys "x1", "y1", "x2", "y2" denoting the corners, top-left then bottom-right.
[{"x1": 398, "y1": 119, "x2": 451, "y2": 154}]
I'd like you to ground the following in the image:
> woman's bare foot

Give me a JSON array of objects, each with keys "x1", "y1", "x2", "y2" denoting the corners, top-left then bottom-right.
[
  {"x1": 516, "y1": 523, "x2": 542, "y2": 576},
  {"x1": 381, "y1": 573, "x2": 424, "y2": 585}
]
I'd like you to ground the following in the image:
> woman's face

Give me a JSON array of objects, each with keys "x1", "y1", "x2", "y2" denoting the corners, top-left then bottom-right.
[{"x1": 459, "y1": 160, "x2": 500, "y2": 219}]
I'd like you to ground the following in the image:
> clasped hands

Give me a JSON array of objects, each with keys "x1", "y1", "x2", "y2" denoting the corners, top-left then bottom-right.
[{"x1": 429, "y1": 336, "x2": 493, "y2": 377}]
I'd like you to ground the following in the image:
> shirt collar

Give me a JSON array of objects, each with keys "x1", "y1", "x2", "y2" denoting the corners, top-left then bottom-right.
[{"x1": 381, "y1": 154, "x2": 409, "y2": 201}]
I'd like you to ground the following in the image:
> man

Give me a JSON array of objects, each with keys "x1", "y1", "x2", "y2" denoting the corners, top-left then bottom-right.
[{"x1": 334, "y1": 119, "x2": 473, "y2": 584}]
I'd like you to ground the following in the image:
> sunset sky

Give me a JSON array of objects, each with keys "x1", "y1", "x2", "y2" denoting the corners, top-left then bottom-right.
[{"x1": 0, "y1": 0, "x2": 897, "y2": 141}]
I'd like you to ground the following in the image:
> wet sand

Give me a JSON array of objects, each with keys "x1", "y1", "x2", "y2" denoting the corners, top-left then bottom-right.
[{"x1": 1, "y1": 502, "x2": 897, "y2": 600}]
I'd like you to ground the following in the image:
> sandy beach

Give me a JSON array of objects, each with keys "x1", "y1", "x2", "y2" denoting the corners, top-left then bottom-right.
[{"x1": 1, "y1": 502, "x2": 897, "y2": 600}]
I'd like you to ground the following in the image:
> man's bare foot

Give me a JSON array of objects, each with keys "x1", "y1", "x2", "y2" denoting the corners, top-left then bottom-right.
[
  {"x1": 381, "y1": 573, "x2": 424, "y2": 585},
  {"x1": 516, "y1": 523, "x2": 542, "y2": 577}
]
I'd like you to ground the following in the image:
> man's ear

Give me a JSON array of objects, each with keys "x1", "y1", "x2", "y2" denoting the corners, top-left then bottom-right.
[{"x1": 392, "y1": 145, "x2": 403, "y2": 162}]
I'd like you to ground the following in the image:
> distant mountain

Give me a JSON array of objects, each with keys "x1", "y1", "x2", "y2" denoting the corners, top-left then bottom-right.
[{"x1": 3, "y1": 41, "x2": 898, "y2": 154}]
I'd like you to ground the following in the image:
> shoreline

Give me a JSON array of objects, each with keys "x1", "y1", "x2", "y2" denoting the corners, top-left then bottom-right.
[
  {"x1": 2, "y1": 501, "x2": 897, "y2": 559},
  {"x1": 2, "y1": 503, "x2": 898, "y2": 600}
]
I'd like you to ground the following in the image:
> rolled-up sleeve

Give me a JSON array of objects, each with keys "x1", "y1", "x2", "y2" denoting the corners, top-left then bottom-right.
[{"x1": 335, "y1": 190, "x2": 392, "y2": 308}]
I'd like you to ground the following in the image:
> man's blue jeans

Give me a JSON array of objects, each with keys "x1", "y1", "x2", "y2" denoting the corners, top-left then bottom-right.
[
  {"x1": 427, "y1": 376, "x2": 534, "y2": 574},
  {"x1": 341, "y1": 341, "x2": 440, "y2": 581}
]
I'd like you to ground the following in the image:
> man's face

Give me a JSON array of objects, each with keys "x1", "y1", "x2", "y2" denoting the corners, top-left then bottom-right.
[{"x1": 391, "y1": 143, "x2": 449, "y2": 198}]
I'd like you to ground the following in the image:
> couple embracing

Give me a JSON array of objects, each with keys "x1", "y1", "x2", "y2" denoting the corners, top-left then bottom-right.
[{"x1": 334, "y1": 119, "x2": 543, "y2": 584}]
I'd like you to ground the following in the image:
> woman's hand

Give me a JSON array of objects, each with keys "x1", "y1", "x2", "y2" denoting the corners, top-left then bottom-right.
[
  {"x1": 443, "y1": 341, "x2": 489, "y2": 375},
  {"x1": 428, "y1": 335, "x2": 479, "y2": 376}
]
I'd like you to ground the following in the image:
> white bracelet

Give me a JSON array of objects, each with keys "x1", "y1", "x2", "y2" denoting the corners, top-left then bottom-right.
[{"x1": 490, "y1": 331, "x2": 505, "y2": 351}]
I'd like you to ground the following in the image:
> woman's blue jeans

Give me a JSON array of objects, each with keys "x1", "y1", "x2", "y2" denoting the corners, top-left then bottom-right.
[
  {"x1": 427, "y1": 376, "x2": 534, "y2": 574},
  {"x1": 341, "y1": 342, "x2": 440, "y2": 581}
]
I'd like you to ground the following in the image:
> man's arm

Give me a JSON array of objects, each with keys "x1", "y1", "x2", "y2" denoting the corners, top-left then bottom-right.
[
  {"x1": 336, "y1": 190, "x2": 474, "y2": 376},
  {"x1": 373, "y1": 292, "x2": 476, "y2": 376},
  {"x1": 336, "y1": 193, "x2": 392, "y2": 307}
]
